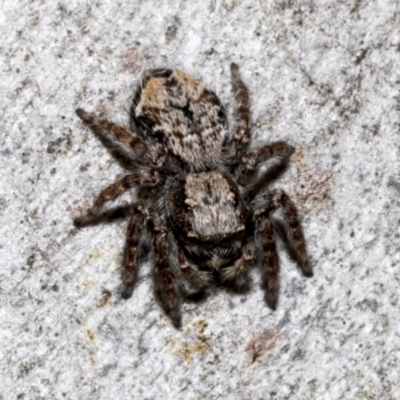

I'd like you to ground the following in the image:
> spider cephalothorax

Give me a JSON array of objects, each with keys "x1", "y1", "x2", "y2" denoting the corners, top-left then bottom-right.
[{"x1": 74, "y1": 64, "x2": 313, "y2": 328}]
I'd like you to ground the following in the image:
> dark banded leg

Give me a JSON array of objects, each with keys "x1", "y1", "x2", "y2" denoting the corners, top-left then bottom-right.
[
  {"x1": 243, "y1": 142, "x2": 293, "y2": 170},
  {"x1": 255, "y1": 212, "x2": 280, "y2": 309},
  {"x1": 271, "y1": 190, "x2": 312, "y2": 277},
  {"x1": 238, "y1": 141, "x2": 293, "y2": 185},
  {"x1": 74, "y1": 171, "x2": 159, "y2": 225},
  {"x1": 220, "y1": 241, "x2": 252, "y2": 282},
  {"x1": 178, "y1": 248, "x2": 212, "y2": 290},
  {"x1": 153, "y1": 228, "x2": 181, "y2": 328},
  {"x1": 122, "y1": 207, "x2": 150, "y2": 298},
  {"x1": 230, "y1": 63, "x2": 251, "y2": 161},
  {"x1": 76, "y1": 108, "x2": 165, "y2": 167}
]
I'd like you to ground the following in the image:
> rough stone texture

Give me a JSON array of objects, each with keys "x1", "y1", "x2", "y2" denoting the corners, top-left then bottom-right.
[{"x1": 1, "y1": 1, "x2": 400, "y2": 399}]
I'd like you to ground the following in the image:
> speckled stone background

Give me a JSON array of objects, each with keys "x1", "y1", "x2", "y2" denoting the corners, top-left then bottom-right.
[{"x1": 1, "y1": 1, "x2": 400, "y2": 399}]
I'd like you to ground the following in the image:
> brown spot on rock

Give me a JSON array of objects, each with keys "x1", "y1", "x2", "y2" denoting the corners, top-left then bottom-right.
[
  {"x1": 246, "y1": 328, "x2": 283, "y2": 363},
  {"x1": 118, "y1": 48, "x2": 140, "y2": 74},
  {"x1": 170, "y1": 320, "x2": 210, "y2": 362},
  {"x1": 292, "y1": 147, "x2": 333, "y2": 212},
  {"x1": 97, "y1": 288, "x2": 112, "y2": 308}
]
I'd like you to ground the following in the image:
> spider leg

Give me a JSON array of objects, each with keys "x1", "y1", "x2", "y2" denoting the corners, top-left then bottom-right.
[
  {"x1": 243, "y1": 141, "x2": 293, "y2": 170},
  {"x1": 270, "y1": 189, "x2": 312, "y2": 277},
  {"x1": 237, "y1": 141, "x2": 293, "y2": 186},
  {"x1": 74, "y1": 170, "x2": 159, "y2": 226},
  {"x1": 76, "y1": 108, "x2": 165, "y2": 168},
  {"x1": 176, "y1": 247, "x2": 213, "y2": 293},
  {"x1": 122, "y1": 206, "x2": 150, "y2": 298},
  {"x1": 254, "y1": 211, "x2": 280, "y2": 309},
  {"x1": 220, "y1": 241, "x2": 252, "y2": 282},
  {"x1": 152, "y1": 223, "x2": 181, "y2": 328},
  {"x1": 230, "y1": 63, "x2": 251, "y2": 163}
]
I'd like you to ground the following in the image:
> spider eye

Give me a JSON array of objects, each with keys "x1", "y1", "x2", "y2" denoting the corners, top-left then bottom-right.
[
  {"x1": 154, "y1": 133, "x2": 163, "y2": 143},
  {"x1": 233, "y1": 198, "x2": 239, "y2": 207},
  {"x1": 185, "y1": 205, "x2": 192, "y2": 213}
]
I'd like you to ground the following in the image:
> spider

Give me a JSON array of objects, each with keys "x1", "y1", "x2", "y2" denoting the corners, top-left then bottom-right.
[{"x1": 74, "y1": 64, "x2": 313, "y2": 328}]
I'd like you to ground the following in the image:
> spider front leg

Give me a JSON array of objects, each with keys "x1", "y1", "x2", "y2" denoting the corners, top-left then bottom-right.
[
  {"x1": 74, "y1": 170, "x2": 160, "y2": 226},
  {"x1": 76, "y1": 108, "x2": 165, "y2": 168},
  {"x1": 220, "y1": 241, "x2": 253, "y2": 283},
  {"x1": 152, "y1": 224, "x2": 182, "y2": 328},
  {"x1": 175, "y1": 247, "x2": 213, "y2": 296},
  {"x1": 271, "y1": 190, "x2": 312, "y2": 277},
  {"x1": 254, "y1": 211, "x2": 280, "y2": 309}
]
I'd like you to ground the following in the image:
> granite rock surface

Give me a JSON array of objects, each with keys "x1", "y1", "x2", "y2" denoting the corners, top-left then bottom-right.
[{"x1": 1, "y1": 1, "x2": 400, "y2": 399}]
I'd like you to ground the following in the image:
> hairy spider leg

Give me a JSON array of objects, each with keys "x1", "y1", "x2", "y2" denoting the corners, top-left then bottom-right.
[
  {"x1": 271, "y1": 189, "x2": 312, "y2": 277},
  {"x1": 254, "y1": 212, "x2": 280, "y2": 309},
  {"x1": 76, "y1": 108, "x2": 165, "y2": 167},
  {"x1": 74, "y1": 171, "x2": 159, "y2": 226}
]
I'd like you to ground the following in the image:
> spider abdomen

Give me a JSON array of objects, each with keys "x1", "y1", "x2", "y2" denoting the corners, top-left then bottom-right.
[{"x1": 131, "y1": 69, "x2": 228, "y2": 171}]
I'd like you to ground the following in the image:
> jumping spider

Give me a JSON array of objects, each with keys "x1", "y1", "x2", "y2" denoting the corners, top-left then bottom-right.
[{"x1": 74, "y1": 64, "x2": 313, "y2": 328}]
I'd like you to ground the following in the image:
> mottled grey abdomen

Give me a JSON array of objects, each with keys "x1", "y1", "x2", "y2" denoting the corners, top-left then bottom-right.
[{"x1": 130, "y1": 69, "x2": 228, "y2": 171}]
